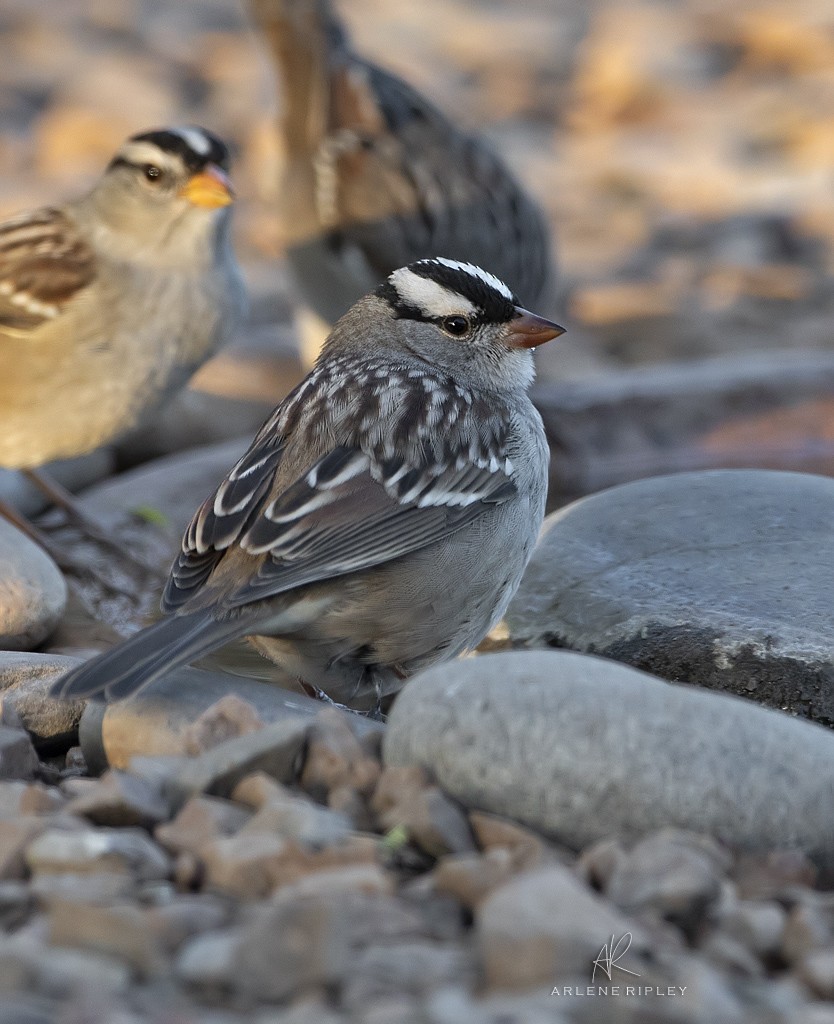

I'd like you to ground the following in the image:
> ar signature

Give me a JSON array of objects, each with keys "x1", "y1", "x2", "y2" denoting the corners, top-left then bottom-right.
[{"x1": 591, "y1": 933, "x2": 641, "y2": 982}]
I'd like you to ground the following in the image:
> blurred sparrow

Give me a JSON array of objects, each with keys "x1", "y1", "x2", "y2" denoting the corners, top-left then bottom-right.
[
  {"x1": 0, "y1": 126, "x2": 245, "y2": 473},
  {"x1": 54, "y1": 258, "x2": 563, "y2": 712},
  {"x1": 249, "y1": 0, "x2": 555, "y2": 366}
]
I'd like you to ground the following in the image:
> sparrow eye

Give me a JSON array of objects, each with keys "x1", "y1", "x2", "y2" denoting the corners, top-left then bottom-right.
[
  {"x1": 142, "y1": 164, "x2": 162, "y2": 182},
  {"x1": 441, "y1": 315, "x2": 471, "y2": 337}
]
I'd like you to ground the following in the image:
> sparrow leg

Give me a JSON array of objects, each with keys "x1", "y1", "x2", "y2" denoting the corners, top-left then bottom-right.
[
  {"x1": 298, "y1": 677, "x2": 386, "y2": 721},
  {"x1": 298, "y1": 679, "x2": 352, "y2": 711},
  {"x1": 22, "y1": 468, "x2": 159, "y2": 577},
  {"x1": 0, "y1": 497, "x2": 56, "y2": 552},
  {"x1": 369, "y1": 665, "x2": 408, "y2": 722}
]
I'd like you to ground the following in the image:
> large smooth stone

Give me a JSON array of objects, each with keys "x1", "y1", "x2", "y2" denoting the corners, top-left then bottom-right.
[
  {"x1": 73, "y1": 438, "x2": 249, "y2": 537},
  {"x1": 384, "y1": 651, "x2": 834, "y2": 866},
  {"x1": 0, "y1": 521, "x2": 66, "y2": 650},
  {"x1": 507, "y1": 470, "x2": 834, "y2": 723}
]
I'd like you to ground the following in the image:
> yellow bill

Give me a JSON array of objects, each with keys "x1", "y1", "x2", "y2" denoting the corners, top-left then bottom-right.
[{"x1": 179, "y1": 164, "x2": 234, "y2": 208}]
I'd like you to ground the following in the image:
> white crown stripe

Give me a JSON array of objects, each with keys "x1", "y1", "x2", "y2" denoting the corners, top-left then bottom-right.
[
  {"x1": 388, "y1": 267, "x2": 478, "y2": 318},
  {"x1": 117, "y1": 141, "x2": 184, "y2": 172},
  {"x1": 426, "y1": 258, "x2": 515, "y2": 302},
  {"x1": 171, "y1": 126, "x2": 212, "y2": 156}
]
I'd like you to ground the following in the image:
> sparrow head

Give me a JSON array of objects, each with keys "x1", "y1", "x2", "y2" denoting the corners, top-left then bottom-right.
[
  {"x1": 363, "y1": 257, "x2": 564, "y2": 392},
  {"x1": 85, "y1": 126, "x2": 236, "y2": 258}
]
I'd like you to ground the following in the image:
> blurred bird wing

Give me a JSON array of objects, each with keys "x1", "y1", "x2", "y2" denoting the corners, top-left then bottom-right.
[
  {"x1": 164, "y1": 441, "x2": 515, "y2": 612},
  {"x1": 320, "y1": 63, "x2": 550, "y2": 298},
  {"x1": 0, "y1": 208, "x2": 96, "y2": 334},
  {"x1": 319, "y1": 65, "x2": 471, "y2": 263}
]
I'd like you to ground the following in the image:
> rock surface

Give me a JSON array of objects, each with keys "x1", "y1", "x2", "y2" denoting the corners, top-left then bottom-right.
[
  {"x1": 507, "y1": 470, "x2": 834, "y2": 722},
  {"x1": 534, "y1": 351, "x2": 834, "y2": 503},
  {"x1": 0, "y1": 521, "x2": 66, "y2": 651},
  {"x1": 0, "y1": 450, "x2": 114, "y2": 517},
  {"x1": 477, "y1": 864, "x2": 646, "y2": 988},
  {"x1": 384, "y1": 650, "x2": 834, "y2": 865},
  {"x1": 79, "y1": 667, "x2": 380, "y2": 772},
  {"x1": 0, "y1": 653, "x2": 84, "y2": 748},
  {"x1": 72, "y1": 438, "x2": 250, "y2": 540},
  {"x1": 0, "y1": 727, "x2": 39, "y2": 782},
  {"x1": 0, "y1": 692, "x2": 830, "y2": 1020}
]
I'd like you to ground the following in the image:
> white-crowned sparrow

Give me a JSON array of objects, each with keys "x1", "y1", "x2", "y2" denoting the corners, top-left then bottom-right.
[
  {"x1": 248, "y1": 0, "x2": 555, "y2": 365},
  {"x1": 53, "y1": 258, "x2": 563, "y2": 712},
  {"x1": 0, "y1": 126, "x2": 246, "y2": 470}
]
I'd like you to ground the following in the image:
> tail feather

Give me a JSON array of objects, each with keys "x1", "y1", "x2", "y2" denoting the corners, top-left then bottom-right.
[
  {"x1": 52, "y1": 611, "x2": 241, "y2": 702},
  {"x1": 249, "y1": 0, "x2": 340, "y2": 156}
]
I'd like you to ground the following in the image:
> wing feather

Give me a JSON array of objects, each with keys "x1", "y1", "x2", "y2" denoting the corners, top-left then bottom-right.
[
  {"x1": 0, "y1": 208, "x2": 96, "y2": 333},
  {"x1": 164, "y1": 438, "x2": 514, "y2": 613}
]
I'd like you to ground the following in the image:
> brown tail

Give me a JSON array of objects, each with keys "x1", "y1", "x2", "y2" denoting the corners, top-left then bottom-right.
[{"x1": 248, "y1": 0, "x2": 343, "y2": 155}]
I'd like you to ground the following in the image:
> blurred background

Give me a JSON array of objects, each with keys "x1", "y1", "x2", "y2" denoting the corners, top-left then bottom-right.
[{"x1": 2, "y1": 0, "x2": 834, "y2": 501}]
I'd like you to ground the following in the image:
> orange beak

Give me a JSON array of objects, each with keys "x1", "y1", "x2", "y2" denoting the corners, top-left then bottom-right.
[
  {"x1": 178, "y1": 163, "x2": 235, "y2": 208},
  {"x1": 505, "y1": 307, "x2": 566, "y2": 349}
]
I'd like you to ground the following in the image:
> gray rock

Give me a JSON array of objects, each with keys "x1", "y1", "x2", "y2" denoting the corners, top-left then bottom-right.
[
  {"x1": 701, "y1": 931, "x2": 764, "y2": 979},
  {"x1": 795, "y1": 1008, "x2": 834, "y2": 1024},
  {"x1": 0, "y1": 652, "x2": 84, "y2": 746},
  {"x1": 326, "y1": 891, "x2": 437, "y2": 948},
  {"x1": 175, "y1": 927, "x2": 244, "y2": 992},
  {"x1": 143, "y1": 893, "x2": 230, "y2": 949},
  {"x1": 426, "y1": 986, "x2": 570, "y2": 1024},
  {"x1": 0, "y1": 998, "x2": 57, "y2": 1024},
  {"x1": 29, "y1": 871, "x2": 135, "y2": 907},
  {"x1": 782, "y1": 895, "x2": 834, "y2": 964},
  {"x1": 157, "y1": 716, "x2": 310, "y2": 809},
  {"x1": 73, "y1": 437, "x2": 249, "y2": 539},
  {"x1": 0, "y1": 880, "x2": 31, "y2": 930},
  {"x1": 26, "y1": 826, "x2": 170, "y2": 880},
  {"x1": 0, "y1": 448, "x2": 114, "y2": 517},
  {"x1": 734, "y1": 849, "x2": 817, "y2": 901},
  {"x1": 507, "y1": 470, "x2": 834, "y2": 723},
  {"x1": 477, "y1": 864, "x2": 647, "y2": 988},
  {"x1": 234, "y1": 891, "x2": 351, "y2": 1001},
  {"x1": 384, "y1": 651, "x2": 834, "y2": 866},
  {"x1": 0, "y1": 727, "x2": 38, "y2": 781},
  {"x1": 719, "y1": 900, "x2": 785, "y2": 960},
  {"x1": 0, "y1": 928, "x2": 39, "y2": 994},
  {"x1": 0, "y1": 520, "x2": 66, "y2": 650},
  {"x1": 154, "y1": 795, "x2": 251, "y2": 857},
  {"x1": 0, "y1": 819, "x2": 49, "y2": 879},
  {"x1": 287, "y1": 863, "x2": 394, "y2": 900},
  {"x1": 79, "y1": 665, "x2": 380, "y2": 773},
  {"x1": 239, "y1": 784, "x2": 352, "y2": 848},
  {"x1": 605, "y1": 830, "x2": 729, "y2": 936},
  {"x1": 47, "y1": 898, "x2": 164, "y2": 977},
  {"x1": 252, "y1": 1000, "x2": 346, "y2": 1024},
  {"x1": 342, "y1": 941, "x2": 476, "y2": 1007},
  {"x1": 416, "y1": 793, "x2": 475, "y2": 860},
  {"x1": 799, "y1": 949, "x2": 834, "y2": 1000},
  {"x1": 372, "y1": 768, "x2": 476, "y2": 859},
  {"x1": 577, "y1": 838, "x2": 627, "y2": 892},
  {"x1": 34, "y1": 944, "x2": 131, "y2": 999},
  {"x1": 65, "y1": 769, "x2": 172, "y2": 828}
]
